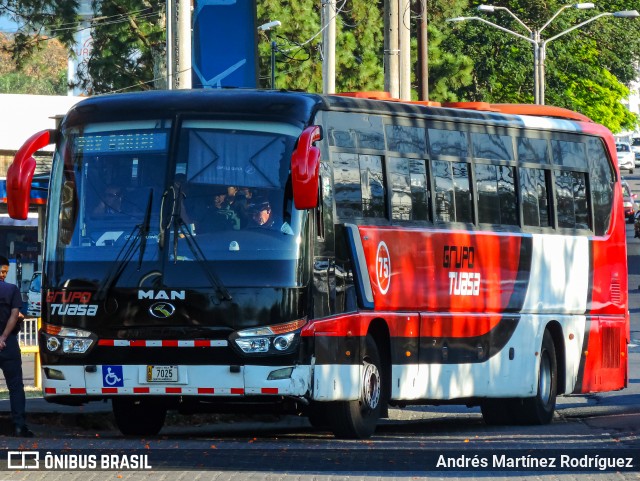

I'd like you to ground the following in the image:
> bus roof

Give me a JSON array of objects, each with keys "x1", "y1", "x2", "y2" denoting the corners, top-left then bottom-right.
[{"x1": 62, "y1": 89, "x2": 595, "y2": 134}]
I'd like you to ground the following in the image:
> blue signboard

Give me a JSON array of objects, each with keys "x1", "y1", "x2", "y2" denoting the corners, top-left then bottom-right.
[
  {"x1": 0, "y1": 174, "x2": 48, "y2": 205},
  {"x1": 192, "y1": 0, "x2": 258, "y2": 88}
]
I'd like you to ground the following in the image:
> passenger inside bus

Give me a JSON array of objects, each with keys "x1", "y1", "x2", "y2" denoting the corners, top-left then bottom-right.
[
  {"x1": 92, "y1": 185, "x2": 124, "y2": 216},
  {"x1": 195, "y1": 186, "x2": 242, "y2": 233},
  {"x1": 247, "y1": 199, "x2": 275, "y2": 228}
]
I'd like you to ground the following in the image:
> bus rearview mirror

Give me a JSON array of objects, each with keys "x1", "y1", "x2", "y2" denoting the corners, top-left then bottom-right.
[
  {"x1": 291, "y1": 125, "x2": 322, "y2": 210},
  {"x1": 8, "y1": 130, "x2": 56, "y2": 220}
]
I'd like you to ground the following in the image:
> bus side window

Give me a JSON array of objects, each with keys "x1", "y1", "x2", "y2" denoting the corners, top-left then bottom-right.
[
  {"x1": 555, "y1": 170, "x2": 590, "y2": 230},
  {"x1": 432, "y1": 160, "x2": 473, "y2": 224},
  {"x1": 387, "y1": 157, "x2": 429, "y2": 222},
  {"x1": 475, "y1": 163, "x2": 517, "y2": 226},
  {"x1": 520, "y1": 167, "x2": 551, "y2": 228},
  {"x1": 587, "y1": 138, "x2": 614, "y2": 236}
]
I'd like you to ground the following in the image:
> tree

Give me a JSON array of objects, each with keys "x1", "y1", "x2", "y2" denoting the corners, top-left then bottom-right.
[
  {"x1": 443, "y1": 0, "x2": 640, "y2": 132},
  {"x1": 1, "y1": 0, "x2": 471, "y2": 99},
  {"x1": 0, "y1": 0, "x2": 164, "y2": 94},
  {"x1": 0, "y1": 33, "x2": 67, "y2": 94},
  {"x1": 1, "y1": 0, "x2": 638, "y2": 132}
]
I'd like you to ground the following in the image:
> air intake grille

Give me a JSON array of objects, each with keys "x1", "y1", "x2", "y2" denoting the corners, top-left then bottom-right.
[
  {"x1": 601, "y1": 326, "x2": 620, "y2": 369},
  {"x1": 610, "y1": 275, "x2": 622, "y2": 304}
]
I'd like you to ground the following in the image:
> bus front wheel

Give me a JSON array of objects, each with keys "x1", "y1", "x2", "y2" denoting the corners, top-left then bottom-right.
[
  {"x1": 329, "y1": 334, "x2": 384, "y2": 439},
  {"x1": 112, "y1": 397, "x2": 167, "y2": 436}
]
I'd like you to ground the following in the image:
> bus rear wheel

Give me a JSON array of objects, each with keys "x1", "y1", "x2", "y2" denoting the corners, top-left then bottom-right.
[
  {"x1": 329, "y1": 334, "x2": 384, "y2": 439},
  {"x1": 112, "y1": 397, "x2": 167, "y2": 436},
  {"x1": 482, "y1": 330, "x2": 557, "y2": 426},
  {"x1": 516, "y1": 330, "x2": 557, "y2": 424}
]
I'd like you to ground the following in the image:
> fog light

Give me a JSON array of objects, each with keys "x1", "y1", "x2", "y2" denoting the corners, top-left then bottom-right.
[
  {"x1": 62, "y1": 338, "x2": 94, "y2": 354},
  {"x1": 267, "y1": 367, "x2": 294, "y2": 380},
  {"x1": 46, "y1": 336, "x2": 61, "y2": 352},
  {"x1": 273, "y1": 333, "x2": 295, "y2": 351},
  {"x1": 235, "y1": 338, "x2": 270, "y2": 353},
  {"x1": 44, "y1": 368, "x2": 65, "y2": 380}
]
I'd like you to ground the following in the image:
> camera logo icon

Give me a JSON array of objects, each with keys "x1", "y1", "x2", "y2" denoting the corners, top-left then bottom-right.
[{"x1": 7, "y1": 451, "x2": 39, "y2": 469}]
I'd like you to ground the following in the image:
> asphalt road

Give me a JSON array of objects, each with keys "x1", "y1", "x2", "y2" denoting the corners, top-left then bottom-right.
[{"x1": 2, "y1": 185, "x2": 640, "y2": 479}]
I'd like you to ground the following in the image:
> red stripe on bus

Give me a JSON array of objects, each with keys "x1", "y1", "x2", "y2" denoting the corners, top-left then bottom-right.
[
  {"x1": 130, "y1": 340, "x2": 146, "y2": 347},
  {"x1": 102, "y1": 388, "x2": 118, "y2": 394},
  {"x1": 133, "y1": 387, "x2": 150, "y2": 393},
  {"x1": 70, "y1": 388, "x2": 86, "y2": 394},
  {"x1": 162, "y1": 340, "x2": 179, "y2": 347},
  {"x1": 198, "y1": 388, "x2": 215, "y2": 394},
  {"x1": 230, "y1": 388, "x2": 244, "y2": 395},
  {"x1": 194, "y1": 340, "x2": 210, "y2": 347},
  {"x1": 98, "y1": 339, "x2": 115, "y2": 346},
  {"x1": 261, "y1": 388, "x2": 278, "y2": 394},
  {"x1": 44, "y1": 388, "x2": 56, "y2": 394},
  {"x1": 165, "y1": 387, "x2": 182, "y2": 394}
]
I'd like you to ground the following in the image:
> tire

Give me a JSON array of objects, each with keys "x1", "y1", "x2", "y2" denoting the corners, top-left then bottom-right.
[
  {"x1": 112, "y1": 397, "x2": 167, "y2": 436},
  {"x1": 513, "y1": 330, "x2": 558, "y2": 425},
  {"x1": 329, "y1": 334, "x2": 384, "y2": 439},
  {"x1": 305, "y1": 401, "x2": 330, "y2": 430},
  {"x1": 481, "y1": 398, "x2": 517, "y2": 425}
]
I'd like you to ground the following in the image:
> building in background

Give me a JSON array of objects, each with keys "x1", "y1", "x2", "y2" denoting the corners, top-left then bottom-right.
[{"x1": 0, "y1": 94, "x2": 82, "y2": 293}]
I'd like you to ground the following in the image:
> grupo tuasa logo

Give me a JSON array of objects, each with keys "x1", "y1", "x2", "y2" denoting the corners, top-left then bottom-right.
[{"x1": 149, "y1": 302, "x2": 176, "y2": 318}]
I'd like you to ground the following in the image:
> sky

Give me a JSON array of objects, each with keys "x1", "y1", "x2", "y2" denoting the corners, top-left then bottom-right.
[{"x1": 0, "y1": 14, "x2": 18, "y2": 33}]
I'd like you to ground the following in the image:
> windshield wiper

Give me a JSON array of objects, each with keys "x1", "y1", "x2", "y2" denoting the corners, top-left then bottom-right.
[
  {"x1": 97, "y1": 189, "x2": 153, "y2": 298},
  {"x1": 171, "y1": 185, "x2": 232, "y2": 302},
  {"x1": 137, "y1": 189, "x2": 153, "y2": 270}
]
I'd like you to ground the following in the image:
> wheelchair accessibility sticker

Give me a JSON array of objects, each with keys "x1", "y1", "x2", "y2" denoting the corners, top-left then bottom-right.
[{"x1": 102, "y1": 365, "x2": 124, "y2": 387}]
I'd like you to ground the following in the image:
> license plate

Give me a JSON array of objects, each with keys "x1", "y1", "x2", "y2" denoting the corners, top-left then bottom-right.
[{"x1": 146, "y1": 365, "x2": 178, "y2": 382}]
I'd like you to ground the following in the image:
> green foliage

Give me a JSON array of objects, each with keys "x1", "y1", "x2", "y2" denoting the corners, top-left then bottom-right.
[
  {"x1": 0, "y1": 32, "x2": 67, "y2": 94},
  {"x1": 425, "y1": 24, "x2": 473, "y2": 102},
  {"x1": 257, "y1": 0, "x2": 385, "y2": 92},
  {"x1": 0, "y1": 70, "x2": 66, "y2": 94},
  {"x1": 445, "y1": 0, "x2": 640, "y2": 132},
  {"x1": 1, "y1": 0, "x2": 639, "y2": 131},
  {"x1": 559, "y1": 69, "x2": 637, "y2": 133},
  {"x1": 77, "y1": 1, "x2": 165, "y2": 93}
]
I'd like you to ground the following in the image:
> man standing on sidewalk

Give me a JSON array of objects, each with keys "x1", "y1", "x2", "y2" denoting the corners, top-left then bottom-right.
[{"x1": 0, "y1": 256, "x2": 32, "y2": 437}]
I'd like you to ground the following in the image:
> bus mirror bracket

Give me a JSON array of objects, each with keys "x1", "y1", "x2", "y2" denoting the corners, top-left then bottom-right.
[
  {"x1": 291, "y1": 125, "x2": 322, "y2": 210},
  {"x1": 7, "y1": 130, "x2": 55, "y2": 220}
]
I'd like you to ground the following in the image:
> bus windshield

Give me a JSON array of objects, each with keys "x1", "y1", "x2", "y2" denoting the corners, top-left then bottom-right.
[{"x1": 45, "y1": 118, "x2": 303, "y2": 290}]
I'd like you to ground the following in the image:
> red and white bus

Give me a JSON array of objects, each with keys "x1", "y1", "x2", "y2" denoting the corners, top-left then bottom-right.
[{"x1": 8, "y1": 90, "x2": 627, "y2": 438}]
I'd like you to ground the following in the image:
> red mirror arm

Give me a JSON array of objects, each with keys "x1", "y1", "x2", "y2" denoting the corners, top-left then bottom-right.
[{"x1": 7, "y1": 130, "x2": 55, "y2": 220}]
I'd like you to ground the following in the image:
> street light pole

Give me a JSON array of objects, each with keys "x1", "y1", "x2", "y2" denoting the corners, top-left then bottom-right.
[
  {"x1": 258, "y1": 20, "x2": 282, "y2": 89},
  {"x1": 448, "y1": 4, "x2": 639, "y2": 105}
]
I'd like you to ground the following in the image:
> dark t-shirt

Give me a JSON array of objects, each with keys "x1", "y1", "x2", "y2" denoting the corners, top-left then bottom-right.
[{"x1": 0, "y1": 281, "x2": 23, "y2": 334}]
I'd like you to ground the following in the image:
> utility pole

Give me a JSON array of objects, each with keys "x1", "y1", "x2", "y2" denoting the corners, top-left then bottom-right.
[
  {"x1": 322, "y1": 0, "x2": 336, "y2": 94},
  {"x1": 175, "y1": 0, "x2": 192, "y2": 89},
  {"x1": 398, "y1": 0, "x2": 411, "y2": 100},
  {"x1": 68, "y1": 0, "x2": 93, "y2": 95},
  {"x1": 384, "y1": 0, "x2": 400, "y2": 98},
  {"x1": 417, "y1": 0, "x2": 428, "y2": 101},
  {"x1": 166, "y1": 0, "x2": 174, "y2": 89},
  {"x1": 167, "y1": 0, "x2": 191, "y2": 89}
]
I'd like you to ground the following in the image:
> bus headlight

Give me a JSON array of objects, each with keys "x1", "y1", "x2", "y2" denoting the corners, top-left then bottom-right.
[
  {"x1": 235, "y1": 338, "x2": 270, "y2": 353},
  {"x1": 232, "y1": 319, "x2": 306, "y2": 355},
  {"x1": 62, "y1": 338, "x2": 94, "y2": 354},
  {"x1": 43, "y1": 324, "x2": 96, "y2": 355}
]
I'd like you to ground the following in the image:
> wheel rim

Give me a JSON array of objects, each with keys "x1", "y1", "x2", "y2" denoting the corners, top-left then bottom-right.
[
  {"x1": 539, "y1": 350, "x2": 551, "y2": 405},
  {"x1": 361, "y1": 360, "x2": 381, "y2": 412}
]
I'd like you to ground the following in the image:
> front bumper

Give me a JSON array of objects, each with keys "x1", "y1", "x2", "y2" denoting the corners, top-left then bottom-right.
[{"x1": 42, "y1": 364, "x2": 312, "y2": 398}]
